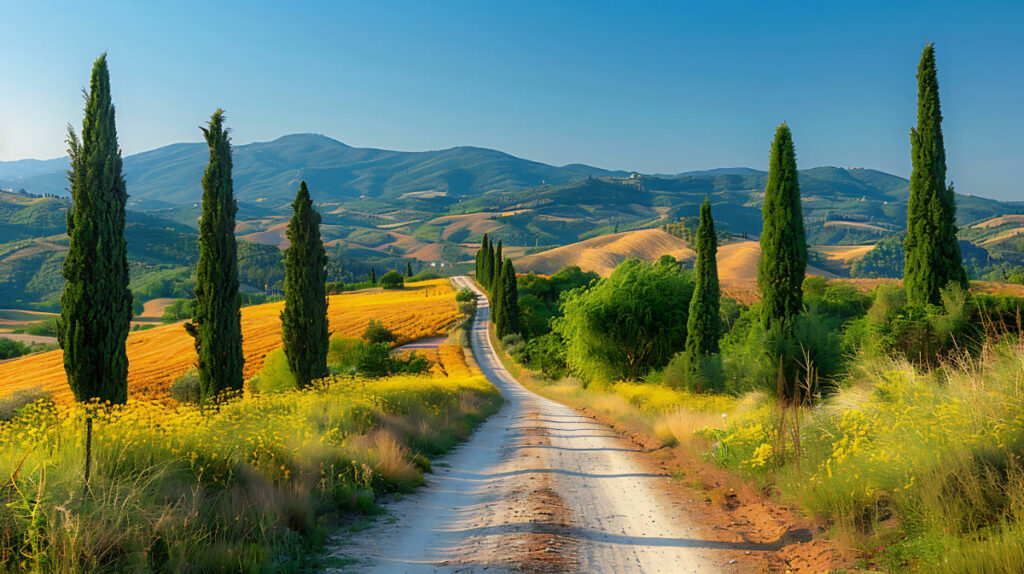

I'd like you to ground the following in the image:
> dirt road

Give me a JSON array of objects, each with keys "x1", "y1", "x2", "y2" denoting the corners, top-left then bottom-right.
[{"x1": 325, "y1": 277, "x2": 750, "y2": 573}]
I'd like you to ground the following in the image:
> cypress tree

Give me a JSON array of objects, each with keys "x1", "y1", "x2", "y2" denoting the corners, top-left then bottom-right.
[
  {"x1": 406, "y1": 260, "x2": 413, "y2": 278},
  {"x1": 758, "y1": 123, "x2": 807, "y2": 336},
  {"x1": 370, "y1": 267, "x2": 376, "y2": 284},
  {"x1": 492, "y1": 241, "x2": 504, "y2": 292},
  {"x1": 58, "y1": 53, "x2": 132, "y2": 404},
  {"x1": 477, "y1": 234, "x2": 490, "y2": 282},
  {"x1": 482, "y1": 238, "x2": 495, "y2": 289},
  {"x1": 904, "y1": 43, "x2": 966, "y2": 306},
  {"x1": 496, "y1": 258, "x2": 520, "y2": 337},
  {"x1": 683, "y1": 198, "x2": 721, "y2": 381},
  {"x1": 281, "y1": 181, "x2": 329, "y2": 388},
  {"x1": 185, "y1": 110, "x2": 244, "y2": 400}
]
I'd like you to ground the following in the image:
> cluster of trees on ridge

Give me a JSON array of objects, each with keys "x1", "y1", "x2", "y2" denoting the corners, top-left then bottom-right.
[{"x1": 480, "y1": 45, "x2": 1012, "y2": 401}]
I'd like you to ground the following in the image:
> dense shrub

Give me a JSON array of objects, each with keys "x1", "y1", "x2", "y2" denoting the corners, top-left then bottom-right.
[
  {"x1": 379, "y1": 270, "x2": 405, "y2": 289},
  {"x1": 455, "y1": 288, "x2": 475, "y2": 302},
  {"x1": 169, "y1": 369, "x2": 202, "y2": 404},
  {"x1": 362, "y1": 319, "x2": 397, "y2": 344}
]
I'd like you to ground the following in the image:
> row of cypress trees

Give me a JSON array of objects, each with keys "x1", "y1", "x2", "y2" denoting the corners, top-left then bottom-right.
[
  {"x1": 474, "y1": 234, "x2": 519, "y2": 337},
  {"x1": 60, "y1": 55, "x2": 331, "y2": 406}
]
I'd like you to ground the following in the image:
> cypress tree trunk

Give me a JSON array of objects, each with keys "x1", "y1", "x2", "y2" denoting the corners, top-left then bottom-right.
[
  {"x1": 683, "y1": 197, "x2": 721, "y2": 389},
  {"x1": 59, "y1": 53, "x2": 132, "y2": 404},
  {"x1": 186, "y1": 110, "x2": 244, "y2": 400},
  {"x1": 758, "y1": 123, "x2": 807, "y2": 335},
  {"x1": 497, "y1": 258, "x2": 520, "y2": 337},
  {"x1": 281, "y1": 181, "x2": 329, "y2": 388},
  {"x1": 904, "y1": 43, "x2": 966, "y2": 306}
]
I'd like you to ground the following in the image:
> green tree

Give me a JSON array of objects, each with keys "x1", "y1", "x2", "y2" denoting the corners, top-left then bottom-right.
[
  {"x1": 380, "y1": 270, "x2": 405, "y2": 289},
  {"x1": 58, "y1": 54, "x2": 133, "y2": 404},
  {"x1": 555, "y1": 258, "x2": 694, "y2": 383},
  {"x1": 406, "y1": 260, "x2": 413, "y2": 278},
  {"x1": 682, "y1": 198, "x2": 722, "y2": 391},
  {"x1": 185, "y1": 110, "x2": 244, "y2": 400},
  {"x1": 758, "y1": 123, "x2": 807, "y2": 336},
  {"x1": 482, "y1": 237, "x2": 495, "y2": 289},
  {"x1": 477, "y1": 234, "x2": 490, "y2": 284},
  {"x1": 280, "y1": 181, "x2": 328, "y2": 388},
  {"x1": 904, "y1": 43, "x2": 967, "y2": 306},
  {"x1": 495, "y1": 258, "x2": 521, "y2": 337},
  {"x1": 491, "y1": 253, "x2": 505, "y2": 330},
  {"x1": 492, "y1": 241, "x2": 503, "y2": 292},
  {"x1": 370, "y1": 267, "x2": 376, "y2": 284}
]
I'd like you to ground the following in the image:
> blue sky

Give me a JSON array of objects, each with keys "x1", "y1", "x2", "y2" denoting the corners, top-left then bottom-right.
[{"x1": 1, "y1": 1, "x2": 1022, "y2": 199}]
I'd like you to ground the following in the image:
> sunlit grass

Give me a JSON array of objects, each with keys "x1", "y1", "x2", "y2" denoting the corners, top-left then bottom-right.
[{"x1": 0, "y1": 371, "x2": 500, "y2": 572}]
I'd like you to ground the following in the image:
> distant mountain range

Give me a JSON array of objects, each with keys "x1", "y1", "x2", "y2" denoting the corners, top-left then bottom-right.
[{"x1": 2, "y1": 133, "x2": 1023, "y2": 284}]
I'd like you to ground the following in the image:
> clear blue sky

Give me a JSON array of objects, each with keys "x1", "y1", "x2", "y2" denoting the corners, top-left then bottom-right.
[{"x1": 1, "y1": 1, "x2": 1022, "y2": 199}]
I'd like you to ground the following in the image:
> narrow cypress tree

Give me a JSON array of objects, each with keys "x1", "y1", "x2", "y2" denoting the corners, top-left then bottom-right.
[
  {"x1": 904, "y1": 44, "x2": 966, "y2": 306},
  {"x1": 482, "y1": 239, "x2": 495, "y2": 289},
  {"x1": 683, "y1": 198, "x2": 721, "y2": 377},
  {"x1": 492, "y1": 241, "x2": 504, "y2": 292},
  {"x1": 370, "y1": 267, "x2": 376, "y2": 284},
  {"x1": 281, "y1": 181, "x2": 329, "y2": 388},
  {"x1": 185, "y1": 110, "x2": 244, "y2": 400},
  {"x1": 406, "y1": 260, "x2": 413, "y2": 278},
  {"x1": 477, "y1": 234, "x2": 490, "y2": 282},
  {"x1": 497, "y1": 258, "x2": 520, "y2": 337},
  {"x1": 491, "y1": 255, "x2": 505, "y2": 330},
  {"x1": 59, "y1": 53, "x2": 132, "y2": 404},
  {"x1": 758, "y1": 123, "x2": 807, "y2": 336}
]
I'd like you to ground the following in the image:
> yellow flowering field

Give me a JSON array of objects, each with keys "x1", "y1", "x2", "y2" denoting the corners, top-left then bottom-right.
[
  {"x1": 0, "y1": 279, "x2": 461, "y2": 406},
  {"x1": 709, "y1": 344, "x2": 1024, "y2": 571},
  {"x1": 0, "y1": 370, "x2": 500, "y2": 572}
]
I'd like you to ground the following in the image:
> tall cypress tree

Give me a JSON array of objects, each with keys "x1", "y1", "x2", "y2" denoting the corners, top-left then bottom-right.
[
  {"x1": 59, "y1": 53, "x2": 132, "y2": 404},
  {"x1": 496, "y1": 258, "x2": 520, "y2": 338},
  {"x1": 758, "y1": 123, "x2": 807, "y2": 336},
  {"x1": 406, "y1": 260, "x2": 413, "y2": 278},
  {"x1": 482, "y1": 238, "x2": 495, "y2": 289},
  {"x1": 281, "y1": 181, "x2": 329, "y2": 388},
  {"x1": 370, "y1": 267, "x2": 376, "y2": 284},
  {"x1": 492, "y1": 241, "x2": 504, "y2": 292},
  {"x1": 185, "y1": 110, "x2": 244, "y2": 400},
  {"x1": 904, "y1": 44, "x2": 966, "y2": 306},
  {"x1": 477, "y1": 234, "x2": 490, "y2": 282},
  {"x1": 683, "y1": 198, "x2": 721, "y2": 383}
]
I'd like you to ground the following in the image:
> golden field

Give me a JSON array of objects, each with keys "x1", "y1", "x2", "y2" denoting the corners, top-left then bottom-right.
[{"x1": 0, "y1": 279, "x2": 461, "y2": 405}]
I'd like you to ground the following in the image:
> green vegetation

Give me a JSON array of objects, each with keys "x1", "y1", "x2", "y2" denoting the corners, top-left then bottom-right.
[
  {"x1": 758, "y1": 123, "x2": 809, "y2": 401},
  {"x1": 0, "y1": 374, "x2": 500, "y2": 573},
  {"x1": 380, "y1": 270, "x2": 405, "y2": 289},
  {"x1": 555, "y1": 257, "x2": 694, "y2": 383},
  {"x1": 680, "y1": 198, "x2": 722, "y2": 392},
  {"x1": 0, "y1": 338, "x2": 56, "y2": 360},
  {"x1": 185, "y1": 110, "x2": 244, "y2": 401},
  {"x1": 281, "y1": 181, "x2": 329, "y2": 388},
  {"x1": 58, "y1": 54, "x2": 132, "y2": 404},
  {"x1": 494, "y1": 258, "x2": 519, "y2": 338},
  {"x1": 904, "y1": 44, "x2": 967, "y2": 306}
]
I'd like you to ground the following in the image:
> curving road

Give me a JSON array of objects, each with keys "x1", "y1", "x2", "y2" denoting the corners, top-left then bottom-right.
[{"x1": 325, "y1": 276, "x2": 739, "y2": 573}]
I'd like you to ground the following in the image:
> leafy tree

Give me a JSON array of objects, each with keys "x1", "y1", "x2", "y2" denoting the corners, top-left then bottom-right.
[
  {"x1": 904, "y1": 43, "x2": 966, "y2": 306},
  {"x1": 555, "y1": 258, "x2": 694, "y2": 383},
  {"x1": 280, "y1": 181, "x2": 329, "y2": 388},
  {"x1": 758, "y1": 123, "x2": 807, "y2": 336},
  {"x1": 681, "y1": 198, "x2": 722, "y2": 391},
  {"x1": 185, "y1": 110, "x2": 244, "y2": 400},
  {"x1": 495, "y1": 258, "x2": 520, "y2": 337},
  {"x1": 58, "y1": 54, "x2": 132, "y2": 404},
  {"x1": 380, "y1": 270, "x2": 405, "y2": 289}
]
